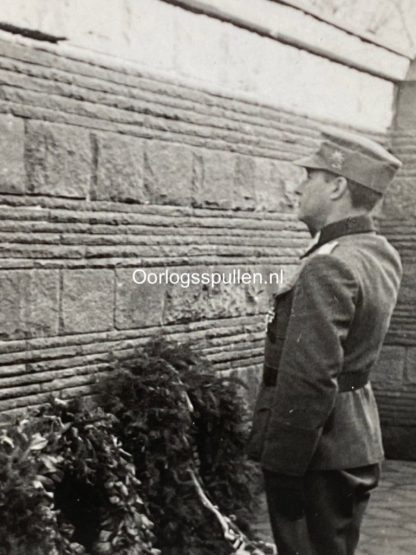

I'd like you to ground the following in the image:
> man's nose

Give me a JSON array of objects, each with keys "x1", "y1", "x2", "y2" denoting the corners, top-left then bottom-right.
[
  {"x1": 294, "y1": 174, "x2": 308, "y2": 196},
  {"x1": 294, "y1": 183, "x2": 304, "y2": 196}
]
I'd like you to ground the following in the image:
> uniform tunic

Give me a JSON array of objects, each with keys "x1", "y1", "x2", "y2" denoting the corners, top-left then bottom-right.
[{"x1": 247, "y1": 215, "x2": 402, "y2": 476}]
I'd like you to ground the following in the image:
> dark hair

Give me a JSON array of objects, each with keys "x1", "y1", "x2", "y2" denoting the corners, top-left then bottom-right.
[
  {"x1": 321, "y1": 171, "x2": 382, "y2": 211},
  {"x1": 346, "y1": 179, "x2": 382, "y2": 211}
]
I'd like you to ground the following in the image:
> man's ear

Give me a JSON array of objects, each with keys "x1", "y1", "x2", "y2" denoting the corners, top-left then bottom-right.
[{"x1": 329, "y1": 176, "x2": 348, "y2": 200}]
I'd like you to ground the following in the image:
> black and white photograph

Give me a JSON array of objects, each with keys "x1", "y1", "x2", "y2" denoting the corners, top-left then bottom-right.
[{"x1": 0, "y1": 1, "x2": 415, "y2": 554}]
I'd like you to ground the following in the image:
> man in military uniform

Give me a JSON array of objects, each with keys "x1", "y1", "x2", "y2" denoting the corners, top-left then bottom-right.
[{"x1": 247, "y1": 127, "x2": 403, "y2": 555}]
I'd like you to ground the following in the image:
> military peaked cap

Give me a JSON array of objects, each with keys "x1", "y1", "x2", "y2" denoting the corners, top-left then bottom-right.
[{"x1": 294, "y1": 126, "x2": 402, "y2": 194}]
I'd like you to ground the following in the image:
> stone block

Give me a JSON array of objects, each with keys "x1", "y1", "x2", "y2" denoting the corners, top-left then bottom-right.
[
  {"x1": 396, "y1": 82, "x2": 416, "y2": 129},
  {"x1": 115, "y1": 268, "x2": 165, "y2": 329},
  {"x1": 201, "y1": 273, "x2": 249, "y2": 318},
  {"x1": 94, "y1": 133, "x2": 146, "y2": 202},
  {"x1": 373, "y1": 345, "x2": 405, "y2": 384},
  {"x1": 234, "y1": 155, "x2": 256, "y2": 210},
  {"x1": 26, "y1": 121, "x2": 92, "y2": 198},
  {"x1": 382, "y1": 178, "x2": 416, "y2": 219},
  {"x1": 278, "y1": 162, "x2": 305, "y2": 207},
  {"x1": 163, "y1": 279, "x2": 206, "y2": 324},
  {"x1": 0, "y1": 270, "x2": 59, "y2": 340},
  {"x1": 0, "y1": 271, "x2": 25, "y2": 340},
  {"x1": 254, "y1": 158, "x2": 304, "y2": 212},
  {"x1": 254, "y1": 158, "x2": 281, "y2": 212},
  {"x1": 208, "y1": 265, "x2": 272, "y2": 316},
  {"x1": 405, "y1": 347, "x2": 416, "y2": 383},
  {"x1": 144, "y1": 140, "x2": 193, "y2": 205},
  {"x1": 24, "y1": 270, "x2": 60, "y2": 337},
  {"x1": 396, "y1": 262, "x2": 416, "y2": 304},
  {"x1": 193, "y1": 149, "x2": 235, "y2": 208},
  {"x1": 163, "y1": 265, "x2": 267, "y2": 324},
  {"x1": 62, "y1": 270, "x2": 113, "y2": 333},
  {"x1": 0, "y1": 115, "x2": 25, "y2": 194}
]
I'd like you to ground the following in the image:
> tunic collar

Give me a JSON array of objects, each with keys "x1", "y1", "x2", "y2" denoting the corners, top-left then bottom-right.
[{"x1": 301, "y1": 214, "x2": 376, "y2": 259}]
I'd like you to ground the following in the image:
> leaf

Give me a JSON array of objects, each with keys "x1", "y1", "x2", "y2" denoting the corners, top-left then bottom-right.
[
  {"x1": 0, "y1": 432, "x2": 14, "y2": 449},
  {"x1": 98, "y1": 530, "x2": 112, "y2": 542},
  {"x1": 40, "y1": 454, "x2": 61, "y2": 473},
  {"x1": 29, "y1": 433, "x2": 48, "y2": 451},
  {"x1": 94, "y1": 541, "x2": 112, "y2": 554}
]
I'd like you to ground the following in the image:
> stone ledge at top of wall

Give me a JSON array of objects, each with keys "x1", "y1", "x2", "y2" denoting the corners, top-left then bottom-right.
[
  {"x1": 164, "y1": 0, "x2": 410, "y2": 81},
  {"x1": 274, "y1": 0, "x2": 413, "y2": 58},
  {"x1": 0, "y1": 0, "x2": 409, "y2": 133},
  {"x1": 0, "y1": 0, "x2": 410, "y2": 82}
]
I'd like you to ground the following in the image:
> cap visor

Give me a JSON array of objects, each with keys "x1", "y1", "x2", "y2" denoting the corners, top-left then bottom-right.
[{"x1": 293, "y1": 153, "x2": 327, "y2": 170}]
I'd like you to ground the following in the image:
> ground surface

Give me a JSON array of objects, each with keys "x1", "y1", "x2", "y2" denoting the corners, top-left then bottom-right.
[{"x1": 254, "y1": 460, "x2": 416, "y2": 555}]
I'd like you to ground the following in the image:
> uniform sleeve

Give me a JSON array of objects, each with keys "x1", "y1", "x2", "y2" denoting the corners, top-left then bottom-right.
[{"x1": 261, "y1": 254, "x2": 359, "y2": 476}]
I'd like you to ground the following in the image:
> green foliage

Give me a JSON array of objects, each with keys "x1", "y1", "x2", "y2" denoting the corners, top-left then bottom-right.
[
  {"x1": 98, "y1": 336, "x2": 260, "y2": 554},
  {"x1": 0, "y1": 335, "x2": 262, "y2": 555},
  {"x1": 0, "y1": 417, "x2": 66, "y2": 555},
  {"x1": 191, "y1": 368, "x2": 259, "y2": 534},
  {"x1": 0, "y1": 398, "x2": 157, "y2": 555}
]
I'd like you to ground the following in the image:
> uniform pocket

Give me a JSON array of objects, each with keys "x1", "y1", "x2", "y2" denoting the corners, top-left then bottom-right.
[
  {"x1": 246, "y1": 386, "x2": 275, "y2": 462},
  {"x1": 264, "y1": 337, "x2": 285, "y2": 375},
  {"x1": 267, "y1": 290, "x2": 293, "y2": 343}
]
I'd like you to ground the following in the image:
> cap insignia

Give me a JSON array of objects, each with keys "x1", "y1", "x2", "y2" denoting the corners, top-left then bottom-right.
[{"x1": 329, "y1": 150, "x2": 345, "y2": 170}]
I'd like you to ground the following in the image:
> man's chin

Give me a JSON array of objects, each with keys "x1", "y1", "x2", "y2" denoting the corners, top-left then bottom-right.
[
  {"x1": 297, "y1": 213, "x2": 318, "y2": 236},
  {"x1": 297, "y1": 211, "x2": 311, "y2": 230},
  {"x1": 296, "y1": 207, "x2": 304, "y2": 221}
]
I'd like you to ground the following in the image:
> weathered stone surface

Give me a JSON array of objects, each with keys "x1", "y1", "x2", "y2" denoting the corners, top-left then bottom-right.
[
  {"x1": 26, "y1": 121, "x2": 92, "y2": 198},
  {"x1": 115, "y1": 268, "x2": 165, "y2": 329},
  {"x1": 382, "y1": 177, "x2": 416, "y2": 219},
  {"x1": 163, "y1": 279, "x2": 206, "y2": 324},
  {"x1": 201, "y1": 276, "x2": 249, "y2": 318},
  {"x1": 373, "y1": 345, "x2": 406, "y2": 384},
  {"x1": 94, "y1": 133, "x2": 146, "y2": 202},
  {"x1": 144, "y1": 140, "x2": 193, "y2": 205},
  {"x1": 253, "y1": 158, "x2": 281, "y2": 212},
  {"x1": 396, "y1": 262, "x2": 416, "y2": 304},
  {"x1": 193, "y1": 150, "x2": 235, "y2": 208},
  {"x1": 24, "y1": 271, "x2": 60, "y2": 338},
  {"x1": 405, "y1": 348, "x2": 416, "y2": 383},
  {"x1": 234, "y1": 155, "x2": 256, "y2": 210},
  {"x1": 254, "y1": 159, "x2": 303, "y2": 212},
  {"x1": 0, "y1": 115, "x2": 25, "y2": 194},
  {"x1": 61, "y1": 269, "x2": 114, "y2": 333},
  {"x1": 0, "y1": 365, "x2": 27, "y2": 378},
  {"x1": 277, "y1": 162, "x2": 305, "y2": 206},
  {"x1": 0, "y1": 270, "x2": 59, "y2": 340},
  {"x1": 0, "y1": 271, "x2": 25, "y2": 340},
  {"x1": 396, "y1": 82, "x2": 416, "y2": 130},
  {"x1": 163, "y1": 265, "x2": 269, "y2": 323}
]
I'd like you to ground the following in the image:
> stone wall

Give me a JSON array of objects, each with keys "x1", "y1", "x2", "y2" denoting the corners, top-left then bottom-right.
[
  {"x1": 0, "y1": 0, "x2": 408, "y2": 132},
  {"x1": 375, "y1": 60, "x2": 416, "y2": 458},
  {"x1": 0, "y1": 1, "x2": 411, "y2": 431},
  {"x1": 0, "y1": 34, "x2": 315, "y2": 415}
]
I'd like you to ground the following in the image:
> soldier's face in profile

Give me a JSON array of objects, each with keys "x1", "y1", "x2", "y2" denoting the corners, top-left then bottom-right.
[{"x1": 295, "y1": 169, "x2": 332, "y2": 234}]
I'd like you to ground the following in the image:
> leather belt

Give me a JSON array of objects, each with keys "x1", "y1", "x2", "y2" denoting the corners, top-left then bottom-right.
[
  {"x1": 263, "y1": 365, "x2": 370, "y2": 392},
  {"x1": 338, "y1": 371, "x2": 370, "y2": 392}
]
